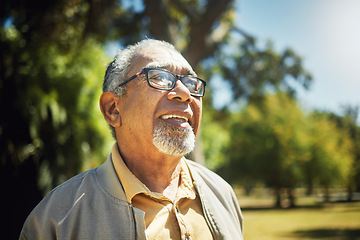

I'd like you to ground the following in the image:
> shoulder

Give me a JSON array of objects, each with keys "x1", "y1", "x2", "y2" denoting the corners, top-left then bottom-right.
[
  {"x1": 46, "y1": 168, "x2": 98, "y2": 201},
  {"x1": 186, "y1": 159, "x2": 244, "y2": 238},
  {"x1": 185, "y1": 159, "x2": 239, "y2": 211},
  {"x1": 19, "y1": 169, "x2": 98, "y2": 238},
  {"x1": 20, "y1": 160, "x2": 141, "y2": 239},
  {"x1": 28, "y1": 168, "x2": 99, "y2": 217},
  {"x1": 185, "y1": 159, "x2": 239, "y2": 206},
  {"x1": 186, "y1": 160, "x2": 232, "y2": 190}
]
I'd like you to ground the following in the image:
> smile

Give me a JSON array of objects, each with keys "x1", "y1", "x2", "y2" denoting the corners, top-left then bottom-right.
[
  {"x1": 161, "y1": 114, "x2": 189, "y2": 122},
  {"x1": 160, "y1": 114, "x2": 191, "y2": 129}
]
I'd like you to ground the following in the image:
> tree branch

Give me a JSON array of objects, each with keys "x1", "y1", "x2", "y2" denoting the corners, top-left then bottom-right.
[
  {"x1": 144, "y1": 0, "x2": 172, "y2": 42},
  {"x1": 183, "y1": 0, "x2": 233, "y2": 66}
]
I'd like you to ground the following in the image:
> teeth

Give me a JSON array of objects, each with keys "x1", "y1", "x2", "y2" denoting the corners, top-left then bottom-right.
[{"x1": 161, "y1": 114, "x2": 188, "y2": 122}]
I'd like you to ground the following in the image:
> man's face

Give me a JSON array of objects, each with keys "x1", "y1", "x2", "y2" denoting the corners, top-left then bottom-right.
[{"x1": 116, "y1": 46, "x2": 202, "y2": 156}]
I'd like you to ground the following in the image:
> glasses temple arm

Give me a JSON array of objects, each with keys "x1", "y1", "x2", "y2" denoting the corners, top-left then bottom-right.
[{"x1": 117, "y1": 71, "x2": 143, "y2": 87}]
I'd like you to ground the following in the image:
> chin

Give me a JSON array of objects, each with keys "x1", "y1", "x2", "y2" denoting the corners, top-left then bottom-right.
[{"x1": 153, "y1": 121, "x2": 195, "y2": 156}]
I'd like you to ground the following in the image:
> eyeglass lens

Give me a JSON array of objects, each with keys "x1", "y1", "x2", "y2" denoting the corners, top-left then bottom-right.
[{"x1": 147, "y1": 69, "x2": 205, "y2": 96}]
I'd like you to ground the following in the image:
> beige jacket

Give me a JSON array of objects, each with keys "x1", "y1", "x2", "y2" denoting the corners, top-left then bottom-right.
[{"x1": 20, "y1": 154, "x2": 243, "y2": 240}]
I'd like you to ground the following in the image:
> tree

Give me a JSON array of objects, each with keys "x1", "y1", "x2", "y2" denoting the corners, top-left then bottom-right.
[
  {"x1": 213, "y1": 37, "x2": 312, "y2": 104},
  {"x1": 302, "y1": 111, "x2": 354, "y2": 201},
  {"x1": 220, "y1": 93, "x2": 354, "y2": 208},
  {"x1": 1, "y1": 1, "x2": 116, "y2": 238},
  {"x1": 221, "y1": 93, "x2": 307, "y2": 207},
  {"x1": 323, "y1": 106, "x2": 360, "y2": 201}
]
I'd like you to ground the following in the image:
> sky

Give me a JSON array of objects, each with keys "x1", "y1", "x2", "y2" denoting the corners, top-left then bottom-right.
[{"x1": 235, "y1": 0, "x2": 360, "y2": 120}]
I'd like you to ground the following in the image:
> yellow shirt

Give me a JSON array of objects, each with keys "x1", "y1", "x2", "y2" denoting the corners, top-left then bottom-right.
[{"x1": 111, "y1": 144, "x2": 213, "y2": 240}]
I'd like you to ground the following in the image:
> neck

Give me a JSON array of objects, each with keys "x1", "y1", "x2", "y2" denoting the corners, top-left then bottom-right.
[{"x1": 117, "y1": 143, "x2": 183, "y2": 198}]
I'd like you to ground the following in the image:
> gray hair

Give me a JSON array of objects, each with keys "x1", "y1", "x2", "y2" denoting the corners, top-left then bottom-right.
[
  {"x1": 103, "y1": 39, "x2": 177, "y2": 96},
  {"x1": 103, "y1": 39, "x2": 178, "y2": 138}
]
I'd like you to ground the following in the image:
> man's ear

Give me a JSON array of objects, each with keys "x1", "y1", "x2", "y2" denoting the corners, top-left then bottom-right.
[{"x1": 99, "y1": 92, "x2": 121, "y2": 127}]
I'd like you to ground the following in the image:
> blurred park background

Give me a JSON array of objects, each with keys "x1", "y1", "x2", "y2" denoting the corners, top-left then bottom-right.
[{"x1": 1, "y1": 0, "x2": 360, "y2": 239}]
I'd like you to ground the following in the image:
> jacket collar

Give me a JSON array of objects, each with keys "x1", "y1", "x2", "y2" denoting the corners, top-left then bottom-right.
[{"x1": 96, "y1": 153, "x2": 128, "y2": 202}]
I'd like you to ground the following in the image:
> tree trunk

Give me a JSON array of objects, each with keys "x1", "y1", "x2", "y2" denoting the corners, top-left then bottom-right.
[
  {"x1": 306, "y1": 181, "x2": 313, "y2": 196},
  {"x1": 274, "y1": 188, "x2": 282, "y2": 208},
  {"x1": 187, "y1": 132, "x2": 205, "y2": 165},
  {"x1": 287, "y1": 188, "x2": 296, "y2": 208},
  {"x1": 323, "y1": 187, "x2": 330, "y2": 202},
  {"x1": 347, "y1": 184, "x2": 353, "y2": 202}
]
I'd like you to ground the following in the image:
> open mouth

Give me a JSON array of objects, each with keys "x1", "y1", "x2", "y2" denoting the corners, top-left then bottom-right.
[{"x1": 160, "y1": 114, "x2": 191, "y2": 128}]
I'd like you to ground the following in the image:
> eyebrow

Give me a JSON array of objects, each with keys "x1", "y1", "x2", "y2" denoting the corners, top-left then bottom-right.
[{"x1": 145, "y1": 62, "x2": 170, "y2": 69}]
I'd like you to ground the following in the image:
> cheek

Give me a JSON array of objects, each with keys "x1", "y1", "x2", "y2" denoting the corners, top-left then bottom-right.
[
  {"x1": 122, "y1": 93, "x2": 159, "y2": 131},
  {"x1": 138, "y1": 92, "x2": 164, "y2": 126}
]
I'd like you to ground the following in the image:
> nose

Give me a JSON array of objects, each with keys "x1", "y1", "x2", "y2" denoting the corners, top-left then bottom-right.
[{"x1": 167, "y1": 79, "x2": 192, "y2": 103}]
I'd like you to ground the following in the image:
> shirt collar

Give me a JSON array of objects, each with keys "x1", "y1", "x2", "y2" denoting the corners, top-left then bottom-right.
[
  {"x1": 111, "y1": 143, "x2": 197, "y2": 203},
  {"x1": 111, "y1": 143, "x2": 151, "y2": 203},
  {"x1": 177, "y1": 159, "x2": 197, "y2": 201}
]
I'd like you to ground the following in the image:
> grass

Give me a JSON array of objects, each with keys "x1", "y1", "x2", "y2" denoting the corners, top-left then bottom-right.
[{"x1": 237, "y1": 189, "x2": 360, "y2": 240}]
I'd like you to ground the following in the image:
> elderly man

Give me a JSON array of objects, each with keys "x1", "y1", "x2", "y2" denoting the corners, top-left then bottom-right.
[{"x1": 20, "y1": 39, "x2": 243, "y2": 239}]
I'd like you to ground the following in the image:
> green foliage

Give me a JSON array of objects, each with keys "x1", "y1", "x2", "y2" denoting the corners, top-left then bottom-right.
[
  {"x1": 219, "y1": 93, "x2": 354, "y2": 201},
  {"x1": 201, "y1": 107, "x2": 231, "y2": 170},
  {"x1": 212, "y1": 36, "x2": 312, "y2": 104},
  {"x1": 221, "y1": 93, "x2": 306, "y2": 187},
  {"x1": 1, "y1": 28, "x2": 112, "y2": 190},
  {"x1": 1, "y1": 2, "x2": 115, "y2": 237},
  {"x1": 303, "y1": 112, "x2": 354, "y2": 191},
  {"x1": 318, "y1": 107, "x2": 360, "y2": 194}
]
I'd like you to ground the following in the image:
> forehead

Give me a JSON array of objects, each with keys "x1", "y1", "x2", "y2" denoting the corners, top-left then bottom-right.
[{"x1": 129, "y1": 46, "x2": 195, "y2": 76}]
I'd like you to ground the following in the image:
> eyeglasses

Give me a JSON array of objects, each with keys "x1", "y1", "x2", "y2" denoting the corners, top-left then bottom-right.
[{"x1": 116, "y1": 68, "x2": 206, "y2": 97}]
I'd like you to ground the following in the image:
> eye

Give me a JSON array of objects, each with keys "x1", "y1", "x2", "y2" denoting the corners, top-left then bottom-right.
[
  {"x1": 184, "y1": 81, "x2": 196, "y2": 92},
  {"x1": 183, "y1": 77, "x2": 202, "y2": 92},
  {"x1": 148, "y1": 71, "x2": 174, "y2": 88}
]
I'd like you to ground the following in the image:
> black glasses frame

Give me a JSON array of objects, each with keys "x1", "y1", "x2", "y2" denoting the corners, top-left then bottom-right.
[{"x1": 116, "y1": 68, "x2": 206, "y2": 97}]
